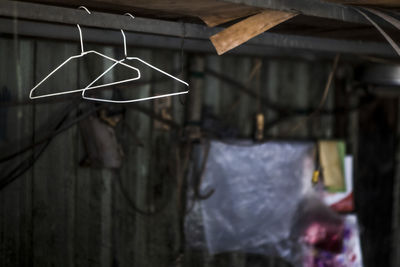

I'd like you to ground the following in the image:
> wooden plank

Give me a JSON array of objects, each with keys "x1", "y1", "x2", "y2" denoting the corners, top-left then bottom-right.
[
  {"x1": 32, "y1": 40, "x2": 78, "y2": 267},
  {"x1": 235, "y1": 56, "x2": 252, "y2": 138},
  {"x1": 74, "y1": 44, "x2": 115, "y2": 267},
  {"x1": 21, "y1": 0, "x2": 261, "y2": 27},
  {"x1": 0, "y1": 37, "x2": 35, "y2": 267},
  {"x1": 292, "y1": 61, "x2": 310, "y2": 138},
  {"x1": 204, "y1": 55, "x2": 222, "y2": 115},
  {"x1": 210, "y1": 10, "x2": 298, "y2": 55},
  {"x1": 131, "y1": 48, "x2": 153, "y2": 267},
  {"x1": 143, "y1": 49, "x2": 174, "y2": 267},
  {"x1": 172, "y1": 51, "x2": 186, "y2": 126},
  {"x1": 111, "y1": 45, "x2": 139, "y2": 267},
  {"x1": 264, "y1": 59, "x2": 280, "y2": 137},
  {"x1": 274, "y1": 60, "x2": 309, "y2": 136},
  {"x1": 392, "y1": 98, "x2": 400, "y2": 267},
  {"x1": 219, "y1": 56, "x2": 237, "y2": 135},
  {"x1": 16, "y1": 40, "x2": 35, "y2": 267},
  {"x1": 357, "y1": 98, "x2": 397, "y2": 267},
  {"x1": 308, "y1": 62, "x2": 333, "y2": 138}
]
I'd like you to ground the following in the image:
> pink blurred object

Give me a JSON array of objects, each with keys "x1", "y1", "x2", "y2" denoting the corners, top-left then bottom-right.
[
  {"x1": 302, "y1": 215, "x2": 363, "y2": 267},
  {"x1": 303, "y1": 222, "x2": 344, "y2": 253}
]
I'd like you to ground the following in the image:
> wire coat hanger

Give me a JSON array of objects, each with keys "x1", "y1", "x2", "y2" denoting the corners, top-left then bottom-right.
[
  {"x1": 29, "y1": 6, "x2": 141, "y2": 99},
  {"x1": 82, "y1": 13, "x2": 189, "y2": 103}
]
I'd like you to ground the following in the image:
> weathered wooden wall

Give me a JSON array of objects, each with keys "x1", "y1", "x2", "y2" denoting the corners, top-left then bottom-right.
[{"x1": 0, "y1": 35, "x2": 398, "y2": 267}]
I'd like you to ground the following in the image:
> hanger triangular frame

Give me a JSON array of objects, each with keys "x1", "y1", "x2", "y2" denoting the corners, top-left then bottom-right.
[
  {"x1": 29, "y1": 7, "x2": 141, "y2": 100},
  {"x1": 81, "y1": 13, "x2": 189, "y2": 104}
]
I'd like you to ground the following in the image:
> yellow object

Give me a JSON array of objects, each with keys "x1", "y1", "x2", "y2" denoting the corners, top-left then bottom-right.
[
  {"x1": 312, "y1": 170, "x2": 320, "y2": 184},
  {"x1": 318, "y1": 140, "x2": 346, "y2": 192},
  {"x1": 255, "y1": 113, "x2": 265, "y2": 141}
]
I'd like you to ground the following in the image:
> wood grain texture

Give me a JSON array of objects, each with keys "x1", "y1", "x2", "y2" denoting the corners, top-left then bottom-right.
[
  {"x1": 32, "y1": 40, "x2": 78, "y2": 267},
  {"x1": 0, "y1": 38, "x2": 35, "y2": 267},
  {"x1": 210, "y1": 10, "x2": 298, "y2": 55}
]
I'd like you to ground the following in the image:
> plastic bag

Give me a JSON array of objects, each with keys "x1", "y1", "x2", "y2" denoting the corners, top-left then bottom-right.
[{"x1": 185, "y1": 140, "x2": 316, "y2": 260}]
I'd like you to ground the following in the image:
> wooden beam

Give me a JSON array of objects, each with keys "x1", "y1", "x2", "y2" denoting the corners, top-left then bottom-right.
[
  {"x1": 20, "y1": 0, "x2": 262, "y2": 27},
  {"x1": 210, "y1": 10, "x2": 298, "y2": 55}
]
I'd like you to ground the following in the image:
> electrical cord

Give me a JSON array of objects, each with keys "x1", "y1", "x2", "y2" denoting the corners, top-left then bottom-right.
[
  {"x1": 0, "y1": 87, "x2": 374, "y2": 191},
  {"x1": 113, "y1": 166, "x2": 173, "y2": 216},
  {"x1": 204, "y1": 66, "x2": 372, "y2": 116},
  {"x1": 0, "y1": 105, "x2": 72, "y2": 191},
  {"x1": 0, "y1": 103, "x2": 105, "y2": 164},
  {"x1": 0, "y1": 102, "x2": 108, "y2": 191}
]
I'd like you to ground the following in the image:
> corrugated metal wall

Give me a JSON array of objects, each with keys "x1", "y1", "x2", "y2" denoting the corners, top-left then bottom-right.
[{"x1": 0, "y1": 36, "x2": 397, "y2": 267}]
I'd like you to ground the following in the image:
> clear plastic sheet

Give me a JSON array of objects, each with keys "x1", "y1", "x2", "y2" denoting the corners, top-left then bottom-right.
[{"x1": 185, "y1": 140, "x2": 316, "y2": 260}]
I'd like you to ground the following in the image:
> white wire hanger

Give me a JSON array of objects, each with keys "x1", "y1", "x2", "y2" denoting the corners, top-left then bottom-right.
[
  {"x1": 29, "y1": 6, "x2": 141, "y2": 100},
  {"x1": 82, "y1": 13, "x2": 189, "y2": 104}
]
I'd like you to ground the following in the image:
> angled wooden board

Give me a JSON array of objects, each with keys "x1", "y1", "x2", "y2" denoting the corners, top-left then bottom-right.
[{"x1": 210, "y1": 10, "x2": 298, "y2": 55}]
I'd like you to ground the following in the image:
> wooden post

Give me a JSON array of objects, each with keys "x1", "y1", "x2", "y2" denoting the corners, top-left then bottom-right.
[{"x1": 186, "y1": 54, "x2": 205, "y2": 139}]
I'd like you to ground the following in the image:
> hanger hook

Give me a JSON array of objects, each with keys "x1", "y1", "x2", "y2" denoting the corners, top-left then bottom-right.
[
  {"x1": 78, "y1": 6, "x2": 91, "y2": 14},
  {"x1": 77, "y1": 6, "x2": 92, "y2": 54},
  {"x1": 121, "y1": 13, "x2": 135, "y2": 58}
]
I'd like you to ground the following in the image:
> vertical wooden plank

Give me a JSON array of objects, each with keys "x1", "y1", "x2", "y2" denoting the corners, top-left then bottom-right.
[
  {"x1": 74, "y1": 44, "x2": 116, "y2": 267},
  {"x1": 118, "y1": 47, "x2": 154, "y2": 267},
  {"x1": 220, "y1": 54, "x2": 251, "y2": 266},
  {"x1": 219, "y1": 56, "x2": 238, "y2": 136},
  {"x1": 0, "y1": 37, "x2": 18, "y2": 267},
  {"x1": 236, "y1": 56, "x2": 252, "y2": 138},
  {"x1": 392, "y1": 98, "x2": 400, "y2": 267},
  {"x1": 99, "y1": 47, "x2": 114, "y2": 267},
  {"x1": 146, "y1": 49, "x2": 175, "y2": 267},
  {"x1": 17, "y1": 39, "x2": 35, "y2": 267},
  {"x1": 276, "y1": 59, "x2": 310, "y2": 137},
  {"x1": 133, "y1": 50, "x2": 153, "y2": 267},
  {"x1": 171, "y1": 51, "x2": 186, "y2": 267},
  {"x1": 100, "y1": 169, "x2": 113, "y2": 267},
  {"x1": 75, "y1": 44, "x2": 95, "y2": 267},
  {"x1": 308, "y1": 61, "x2": 332, "y2": 138},
  {"x1": 357, "y1": 98, "x2": 397, "y2": 267},
  {"x1": 111, "y1": 45, "x2": 138, "y2": 267},
  {"x1": 275, "y1": 60, "x2": 297, "y2": 136},
  {"x1": 0, "y1": 37, "x2": 34, "y2": 267},
  {"x1": 293, "y1": 60, "x2": 310, "y2": 138},
  {"x1": 172, "y1": 51, "x2": 187, "y2": 125},
  {"x1": 204, "y1": 55, "x2": 221, "y2": 115},
  {"x1": 98, "y1": 45, "x2": 152, "y2": 267},
  {"x1": 265, "y1": 59, "x2": 280, "y2": 137},
  {"x1": 183, "y1": 53, "x2": 209, "y2": 267},
  {"x1": 32, "y1": 40, "x2": 78, "y2": 267},
  {"x1": 187, "y1": 54, "x2": 205, "y2": 126},
  {"x1": 132, "y1": 48, "x2": 154, "y2": 267}
]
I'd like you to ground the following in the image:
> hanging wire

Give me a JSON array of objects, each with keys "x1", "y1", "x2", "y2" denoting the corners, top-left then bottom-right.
[
  {"x1": 121, "y1": 13, "x2": 135, "y2": 58},
  {"x1": 77, "y1": 6, "x2": 91, "y2": 54}
]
